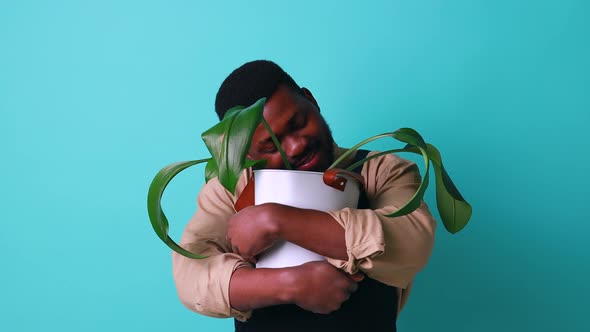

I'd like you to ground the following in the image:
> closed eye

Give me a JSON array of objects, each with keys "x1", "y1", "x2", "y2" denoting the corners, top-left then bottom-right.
[
  {"x1": 289, "y1": 110, "x2": 308, "y2": 130},
  {"x1": 259, "y1": 143, "x2": 278, "y2": 154}
]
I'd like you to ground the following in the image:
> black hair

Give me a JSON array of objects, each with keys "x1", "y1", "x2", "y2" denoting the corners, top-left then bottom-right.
[{"x1": 214, "y1": 60, "x2": 300, "y2": 120}]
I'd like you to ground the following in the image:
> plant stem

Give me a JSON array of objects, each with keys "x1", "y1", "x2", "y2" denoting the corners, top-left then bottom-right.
[
  {"x1": 345, "y1": 148, "x2": 409, "y2": 171},
  {"x1": 329, "y1": 133, "x2": 394, "y2": 169},
  {"x1": 261, "y1": 117, "x2": 292, "y2": 170}
]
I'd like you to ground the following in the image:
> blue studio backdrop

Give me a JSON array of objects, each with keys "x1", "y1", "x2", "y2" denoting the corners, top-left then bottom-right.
[{"x1": 1, "y1": 1, "x2": 588, "y2": 331}]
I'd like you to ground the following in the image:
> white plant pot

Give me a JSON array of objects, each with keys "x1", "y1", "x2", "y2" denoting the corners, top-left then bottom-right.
[{"x1": 254, "y1": 169, "x2": 361, "y2": 269}]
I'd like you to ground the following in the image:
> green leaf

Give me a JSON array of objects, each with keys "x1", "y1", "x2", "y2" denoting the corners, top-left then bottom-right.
[
  {"x1": 261, "y1": 117, "x2": 292, "y2": 169},
  {"x1": 204, "y1": 158, "x2": 218, "y2": 183},
  {"x1": 403, "y1": 144, "x2": 472, "y2": 233},
  {"x1": 344, "y1": 148, "x2": 407, "y2": 172},
  {"x1": 333, "y1": 127, "x2": 472, "y2": 233},
  {"x1": 385, "y1": 129, "x2": 430, "y2": 218},
  {"x1": 202, "y1": 98, "x2": 266, "y2": 193},
  {"x1": 391, "y1": 128, "x2": 428, "y2": 150},
  {"x1": 147, "y1": 159, "x2": 210, "y2": 259},
  {"x1": 331, "y1": 128, "x2": 430, "y2": 219},
  {"x1": 245, "y1": 158, "x2": 267, "y2": 170}
]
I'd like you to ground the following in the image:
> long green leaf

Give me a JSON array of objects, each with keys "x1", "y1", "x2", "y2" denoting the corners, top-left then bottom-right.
[
  {"x1": 202, "y1": 99, "x2": 265, "y2": 193},
  {"x1": 261, "y1": 117, "x2": 292, "y2": 169},
  {"x1": 385, "y1": 129, "x2": 430, "y2": 217},
  {"x1": 147, "y1": 159, "x2": 210, "y2": 259},
  {"x1": 331, "y1": 128, "x2": 430, "y2": 219},
  {"x1": 333, "y1": 127, "x2": 471, "y2": 233},
  {"x1": 345, "y1": 148, "x2": 408, "y2": 172},
  {"x1": 245, "y1": 158, "x2": 267, "y2": 170},
  {"x1": 204, "y1": 158, "x2": 218, "y2": 183},
  {"x1": 403, "y1": 144, "x2": 472, "y2": 233}
]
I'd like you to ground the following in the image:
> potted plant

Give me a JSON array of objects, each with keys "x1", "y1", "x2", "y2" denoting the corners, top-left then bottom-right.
[{"x1": 147, "y1": 97, "x2": 472, "y2": 263}]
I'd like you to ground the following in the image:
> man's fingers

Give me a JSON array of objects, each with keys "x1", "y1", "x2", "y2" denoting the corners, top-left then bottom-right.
[
  {"x1": 244, "y1": 255, "x2": 257, "y2": 265},
  {"x1": 347, "y1": 272, "x2": 364, "y2": 293},
  {"x1": 231, "y1": 244, "x2": 258, "y2": 264},
  {"x1": 349, "y1": 272, "x2": 365, "y2": 283}
]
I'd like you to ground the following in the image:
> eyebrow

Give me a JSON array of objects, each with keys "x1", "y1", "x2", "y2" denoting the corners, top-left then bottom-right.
[{"x1": 287, "y1": 110, "x2": 303, "y2": 128}]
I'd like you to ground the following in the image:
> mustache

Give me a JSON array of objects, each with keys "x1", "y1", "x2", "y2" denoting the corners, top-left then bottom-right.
[{"x1": 288, "y1": 138, "x2": 322, "y2": 168}]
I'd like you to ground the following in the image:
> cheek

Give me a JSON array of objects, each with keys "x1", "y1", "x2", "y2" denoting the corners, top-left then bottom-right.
[
  {"x1": 308, "y1": 114, "x2": 329, "y2": 134},
  {"x1": 266, "y1": 154, "x2": 286, "y2": 169},
  {"x1": 308, "y1": 120, "x2": 332, "y2": 144},
  {"x1": 250, "y1": 152, "x2": 284, "y2": 169}
]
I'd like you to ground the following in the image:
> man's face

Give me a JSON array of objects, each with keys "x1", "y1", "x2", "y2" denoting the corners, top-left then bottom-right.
[{"x1": 248, "y1": 85, "x2": 335, "y2": 172}]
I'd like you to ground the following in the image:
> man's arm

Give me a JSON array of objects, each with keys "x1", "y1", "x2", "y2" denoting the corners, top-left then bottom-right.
[
  {"x1": 226, "y1": 203, "x2": 347, "y2": 263},
  {"x1": 229, "y1": 262, "x2": 363, "y2": 314},
  {"x1": 324, "y1": 152, "x2": 436, "y2": 289},
  {"x1": 225, "y1": 152, "x2": 436, "y2": 289},
  {"x1": 172, "y1": 175, "x2": 254, "y2": 320},
  {"x1": 173, "y1": 172, "x2": 362, "y2": 321}
]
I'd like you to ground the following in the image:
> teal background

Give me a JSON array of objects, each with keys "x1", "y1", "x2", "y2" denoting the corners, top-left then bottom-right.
[{"x1": 1, "y1": 0, "x2": 588, "y2": 331}]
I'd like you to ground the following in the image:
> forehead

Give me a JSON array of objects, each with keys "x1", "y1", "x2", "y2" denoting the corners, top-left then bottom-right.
[
  {"x1": 263, "y1": 85, "x2": 306, "y2": 118},
  {"x1": 250, "y1": 86, "x2": 311, "y2": 142}
]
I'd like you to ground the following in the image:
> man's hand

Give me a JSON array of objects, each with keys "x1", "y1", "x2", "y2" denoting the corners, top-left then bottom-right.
[
  {"x1": 226, "y1": 203, "x2": 281, "y2": 263},
  {"x1": 290, "y1": 261, "x2": 364, "y2": 314},
  {"x1": 227, "y1": 202, "x2": 349, "y2": 262},
  {"x1": 229, "y1": 261, "x2": 364, "y2": 313}
]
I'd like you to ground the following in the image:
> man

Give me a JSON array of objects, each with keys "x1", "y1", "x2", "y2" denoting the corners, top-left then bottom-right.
[{"x1": 172, "y1": 60, "x2": 436, "y2": 331}]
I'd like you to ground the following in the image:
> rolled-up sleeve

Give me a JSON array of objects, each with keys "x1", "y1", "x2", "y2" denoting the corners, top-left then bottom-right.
[
  {"x1": 325, "y1": 153, "x2": 437, "y2": 289},
  {"x1": 172, "y1": 175, "x2": 253, "y2": 321}
]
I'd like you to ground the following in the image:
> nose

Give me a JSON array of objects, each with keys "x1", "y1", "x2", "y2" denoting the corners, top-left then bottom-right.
[{"x1": 282, "y1": 135, "x2": 307, "y2": 162}]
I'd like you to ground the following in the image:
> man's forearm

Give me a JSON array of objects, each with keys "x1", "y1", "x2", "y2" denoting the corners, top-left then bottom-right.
[
  {"x1": 272, "y1": 204, "x2": 348, "y2": 261},
  {"x1": 230, "y1": 262, "x2": 362, "y2": 314},
  {"x1": 229, "y1": 266, "x2": 296, "y2": 311}
]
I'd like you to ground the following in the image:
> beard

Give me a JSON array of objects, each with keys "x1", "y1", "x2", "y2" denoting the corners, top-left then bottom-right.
[{"x1": 312, "y1": 121, "x2": 336, "y2": 172}]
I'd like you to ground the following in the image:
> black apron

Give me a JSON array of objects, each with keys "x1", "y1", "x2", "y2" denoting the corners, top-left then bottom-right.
[{"x1": 235, "y1": 150, "x2": 398, "y2": 332}]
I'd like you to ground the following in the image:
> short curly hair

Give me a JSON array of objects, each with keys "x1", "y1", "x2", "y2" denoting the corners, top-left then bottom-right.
[{"x1": 214, "y1": 60, "x2": 301, "y2": 120}]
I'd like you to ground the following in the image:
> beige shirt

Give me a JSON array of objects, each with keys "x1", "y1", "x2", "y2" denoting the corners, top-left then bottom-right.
[{"x1": 172, "y1": 148, "x2": 437, "y2": 322}]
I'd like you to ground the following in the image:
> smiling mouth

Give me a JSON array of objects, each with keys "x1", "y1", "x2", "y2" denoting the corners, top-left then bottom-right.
[{"x1": 295, "y1": 151, "x2": 320, "y2": 171}]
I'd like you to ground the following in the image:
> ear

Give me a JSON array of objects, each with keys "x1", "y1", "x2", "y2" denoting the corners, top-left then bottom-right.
[{"x1": 301, "y1": 87, "x2": 320, "y2": 112}]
